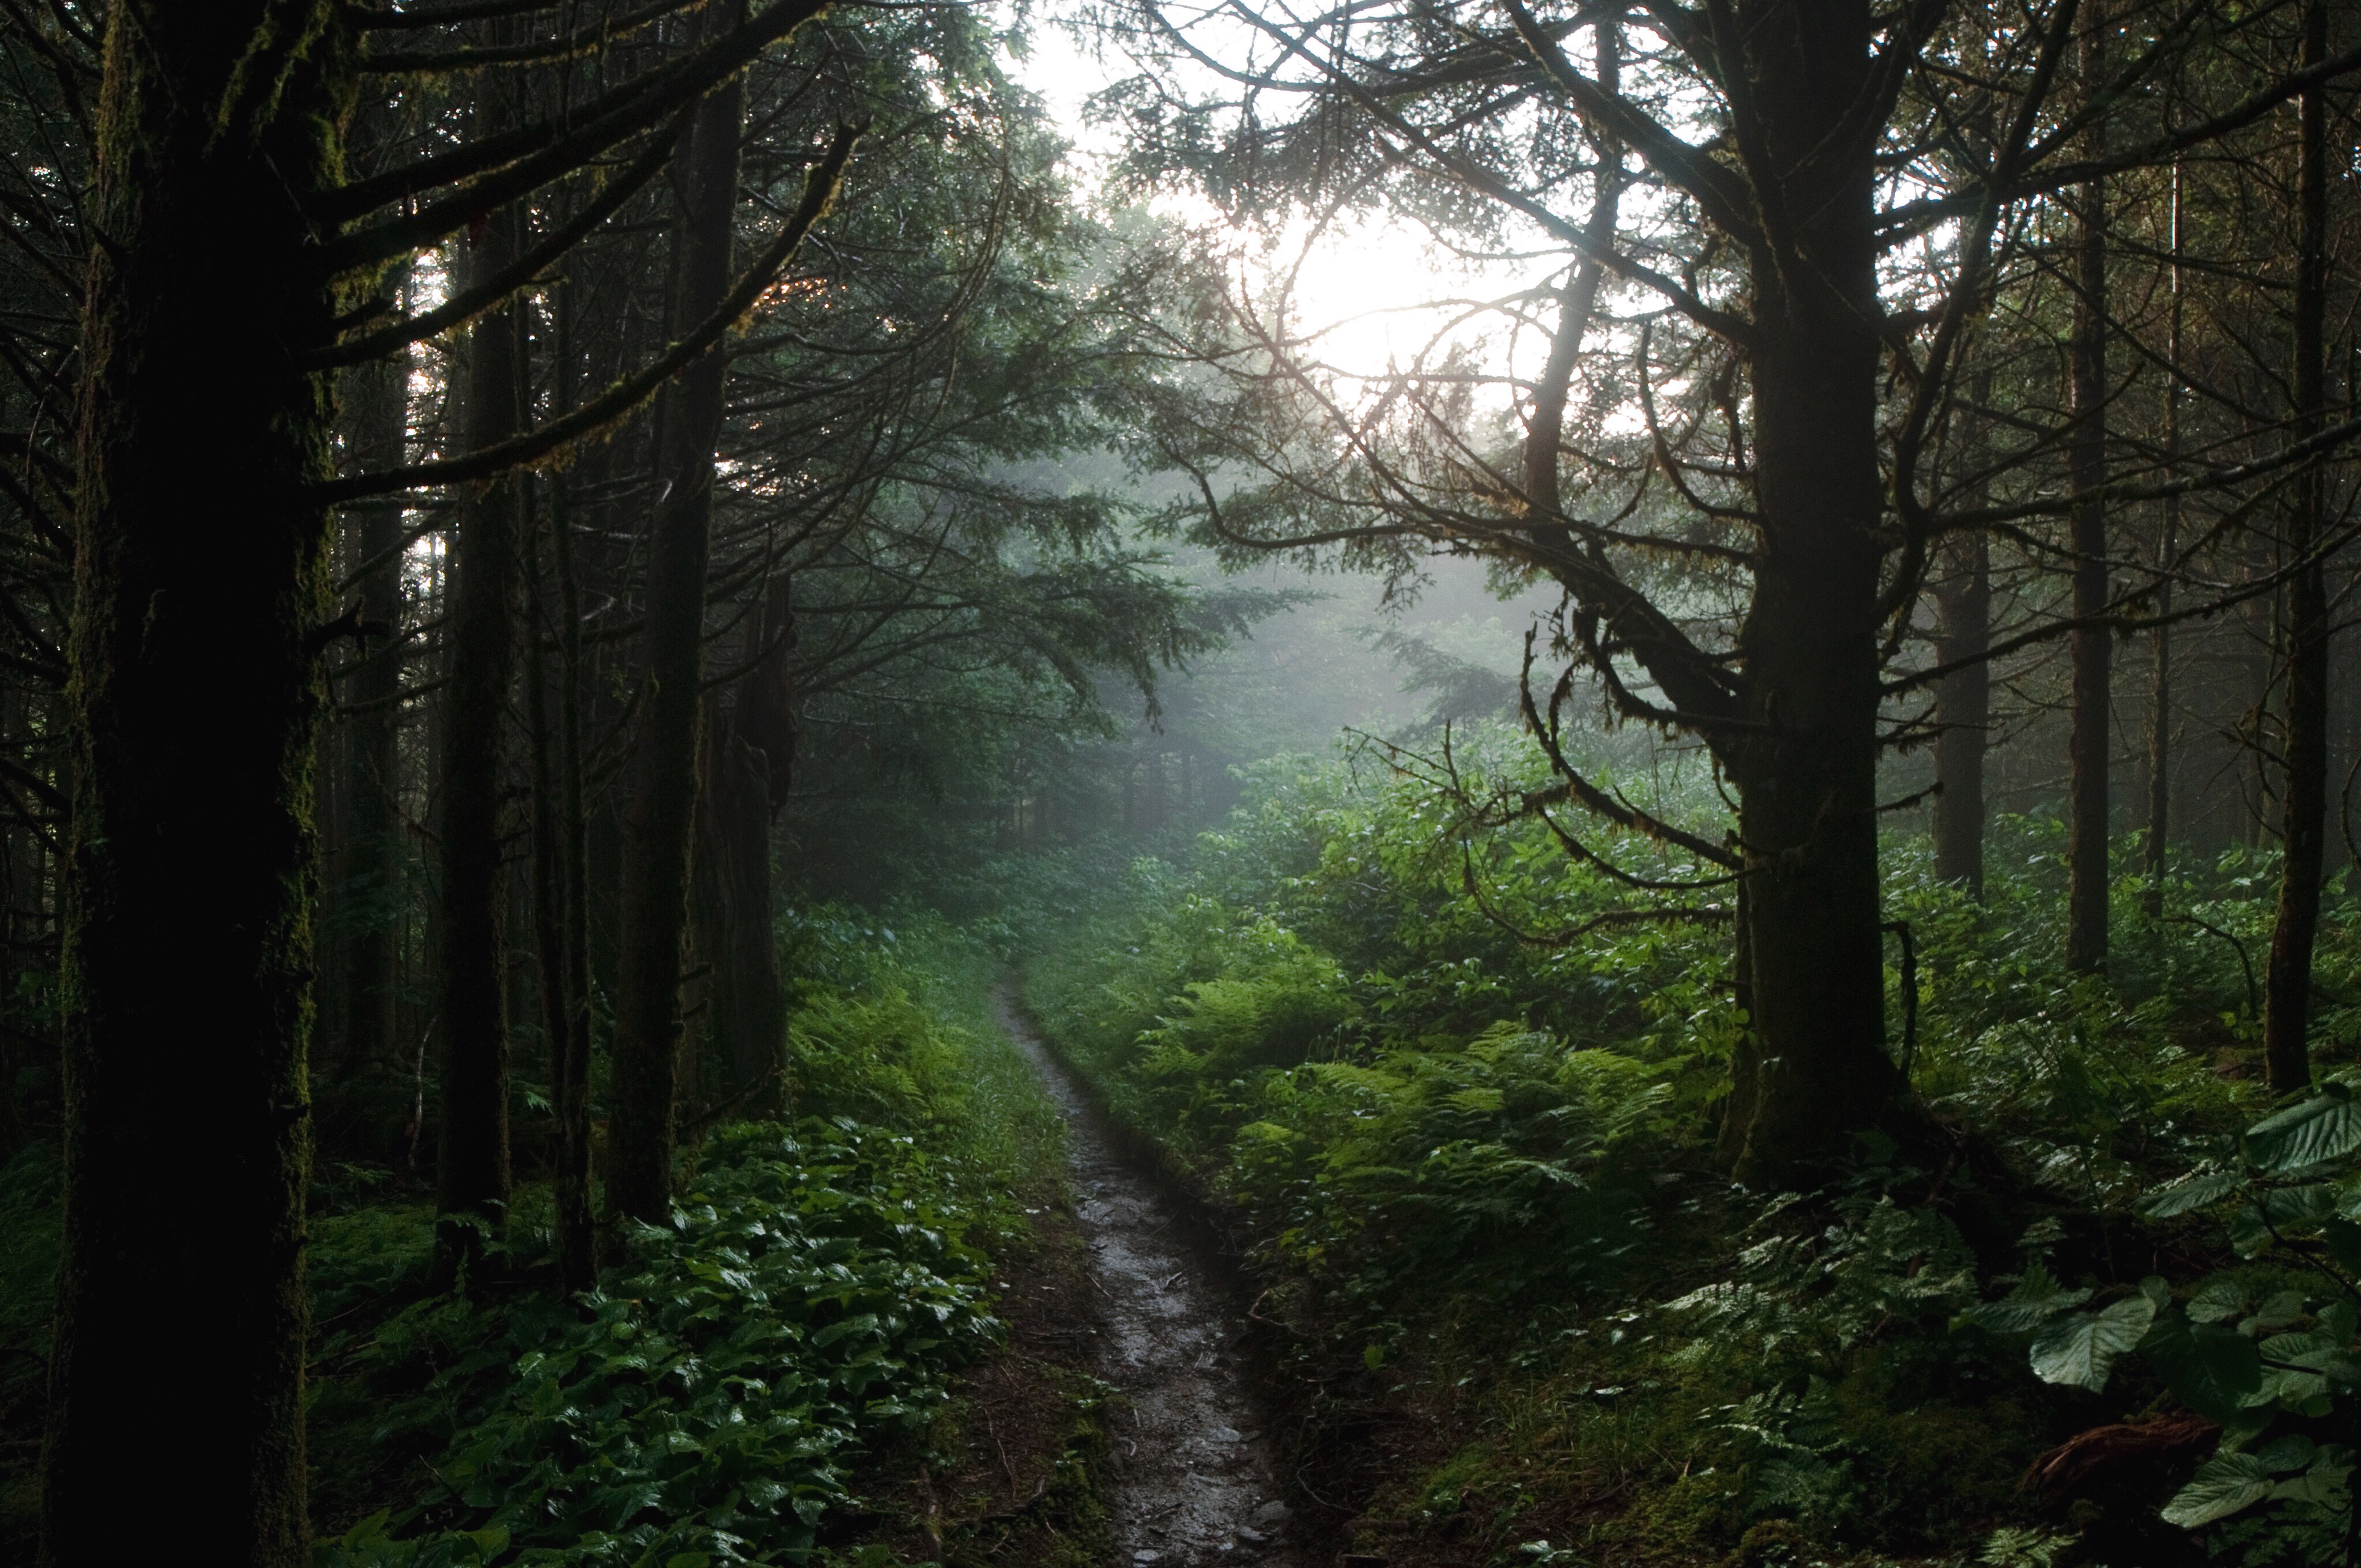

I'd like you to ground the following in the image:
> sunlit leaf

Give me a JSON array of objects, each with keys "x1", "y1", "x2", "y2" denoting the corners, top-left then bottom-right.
[
  {"x1": 2245, "y1": 1084, "x2": 2361, "y2": 1173},
  {"x1": 2162, "y1": 1450, "x2": 2272, "y2": 1527},
  {"x1": 2031, "y1": 1295, "x2": 2156, "y2": 1392}
]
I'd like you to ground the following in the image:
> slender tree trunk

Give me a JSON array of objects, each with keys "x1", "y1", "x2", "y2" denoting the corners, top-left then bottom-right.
[
  {"x1": 695, "y1": 584, "x2": 795, "y2": 1112},
  {"x1": 2066, "y1": 6, "x2": 2112, "y2": 974},
  {"x1": 42, "y1": 5, "x2": 348, "y2": 1561},
  {"x1": 526, "y1": 510, "x2": 598, "y2": 1287},
  {"x1": 545, "y1": 301, "x2": 598, "y2": 1290},
  {"x1": 609, "y1": 29, "x2": 747, "y2": 1223},
  {"x1": 436, "y1": 180, "x2": 525, "y2": 1261},
  {"x1": 1933, "y1": 375, "x2": 1992, "y2": 898},
  {"x1": 1721, "y1": 1, "x2": 1902, "y2": 1181},
  {"x1": 2265, "y1": 0, "x2": 2330, "y2": 1093},
  {"x1": 336, "y1": 342, "x2": 410, "y2": 1094},
  {"x1": 693, "y1": 719, "x2": 783, "y2": 1110},
  {"x1": 2146, "y1": 169, "x2": 2184, "y2": 919}
]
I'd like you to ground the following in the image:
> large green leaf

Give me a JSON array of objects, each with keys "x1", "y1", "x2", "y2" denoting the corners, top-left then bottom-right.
[
  {"x1": 1955, "y1": 1262, "x2": 2091, "y2": 1336},
  {"x1": 2245, "y1": 1084, "x2": 2361, "y2": 1174},
  {"x1": 2031, "y1": 1295, "x2": 2157, "y2": 1392},
  {"x1": 2228, "y1": 1185, "x2": 2339, "y2": 1256},
  {"x1": 2186, "y1": 1276, "x2": 2249, "y2": 1324},
  {"x1": 2139, "y1": 1312, "x2": 2262, "y2": 1422},
  {"x1": 2162, "y1": 1450, "x2": 2273, "y2": 1528},
  {"x1": 2140, "y1": 1169, "x2": 2244, "y2": 1218}
]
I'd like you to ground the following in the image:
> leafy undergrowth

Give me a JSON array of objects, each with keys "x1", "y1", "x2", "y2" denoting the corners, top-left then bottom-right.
[
  {"x1": 3, "y1": 913, "x2": 1085, "y2": 1567},
  {"x1": 1019, "y1": 733, "x2": 2356, "y2": 1567},
  {"x1": 305, "y1": 915, "x2": 1078, "y2": 1568},
  {"x1": 314, "y1": 1121, "x2": 1009, "y2": 1568},
  {"x1": 0, "y1": 1139, "x2": 59, "y2": 1558}
]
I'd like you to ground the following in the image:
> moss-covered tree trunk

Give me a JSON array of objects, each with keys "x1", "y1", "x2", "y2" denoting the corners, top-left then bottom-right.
[
  {"x1": 42, "y1": 5, "x2": 350, "y2": 1563},
  {"x1": 608, "y1": 21, "x2": 747, "y2": 1222}
]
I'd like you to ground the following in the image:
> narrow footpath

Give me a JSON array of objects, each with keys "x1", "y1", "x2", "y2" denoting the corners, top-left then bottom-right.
[{"x1": 993, "y1": 986, "x2": 1311, "y2": 1568}]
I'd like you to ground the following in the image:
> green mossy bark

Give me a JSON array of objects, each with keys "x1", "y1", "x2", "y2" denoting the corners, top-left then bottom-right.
[{"x1": 43, "y1": 5, "x2": 353, "y2": 1564}]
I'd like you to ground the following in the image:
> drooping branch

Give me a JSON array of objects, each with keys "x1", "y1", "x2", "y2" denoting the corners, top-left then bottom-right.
[
  {"x1": 312, "y1": 126, "x2": 859, "y2": 504},
  {"x1": 306, "y1": 125, "x2": 680, "y2": 369}
]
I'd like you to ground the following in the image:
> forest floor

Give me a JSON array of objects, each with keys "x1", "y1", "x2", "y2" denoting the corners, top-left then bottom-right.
[{"x1": 991, "y1": 982, "x2": 1313, "y2": 1568}]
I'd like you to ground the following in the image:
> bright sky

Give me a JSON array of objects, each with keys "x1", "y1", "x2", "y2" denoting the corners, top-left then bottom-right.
[
  {"x1": 998, "y1": 5, "x2": 1551, "y2": 406},
  {"x1": 998, "y1": 5, "x2": 1570, "y2": 638}
]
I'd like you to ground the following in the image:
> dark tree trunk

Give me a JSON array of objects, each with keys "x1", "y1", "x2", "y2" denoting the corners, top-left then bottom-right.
[
  {"x1": 543, "y1": 301, "x2": 598, "y2": 1290},
  {"x1": 2146, "y1": 171, "x2": 2183, "y2": 920},
  {"x1": 42, "y1": 5, "x2": 348, "y2": 1561},
  {"x1": 2264, "y1": 0, "x2": 2329, "y2": 1094},
  {"x1": 2066, "y1": 10, "x2": 2111, "y2": 974},
  {"x1": 1933, "y1": 534, "x2": 1991, "y2": 896},
  {"x1": 693, "y1": 584, "x2": 795, "y2": 1113},
  {"x1": 436, "y1": 193, "x2": 525, "y2": 1260},
  {"x1": 1719, "y1": 0, "x2": 1903, "y2": 1182},
  {"x1": 1933, "y1": 379, "x2": 1992, "y2": 898},
  {"x1": 335, "y1": 348, "x2": 409, "y2": 1095},
  {"x1": 609, "y1": 34, "x2": 747, "y2": 1223},
  {"x1": 693, "y1": 723, "x2": 783, "y2": 1111}
]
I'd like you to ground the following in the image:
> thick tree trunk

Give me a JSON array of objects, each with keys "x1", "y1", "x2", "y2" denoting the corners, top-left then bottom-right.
[
  {"x1": 1932, "y1": 380, "x2": 1992, "y2": 898},
  {"x1": 435, "y1": 193, "x2": 524, "y2": 1261},
  {"x1": 2066, "y1": 12, "x2": 2111, "y2": 974},
  {"x1": 1728, "y1": 318, "x2": 1899, "y2": 1179},
  {"x1": 2264, "y1": 0, "x2": 2329, "y2": 1094},
  {"x1": 609, "y1": 36, "x2": 747, "y2": 1223},
  {"x1": 42, "y1": 5, "x2": 348, "y2": 1562},
  {"x1": 1721, "y1": 0, "x2": 1902, "y2": 1182}
]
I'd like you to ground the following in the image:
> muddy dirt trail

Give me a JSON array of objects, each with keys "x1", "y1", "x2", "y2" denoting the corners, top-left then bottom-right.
[{"x1": 993, "y1": 986, "x2": 1311, "y2": 1568}]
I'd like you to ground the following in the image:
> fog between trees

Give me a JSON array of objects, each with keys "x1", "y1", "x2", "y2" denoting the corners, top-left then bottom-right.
[{"x1": 0, "y1": 1, "x2": 2357, "y2": 1563}]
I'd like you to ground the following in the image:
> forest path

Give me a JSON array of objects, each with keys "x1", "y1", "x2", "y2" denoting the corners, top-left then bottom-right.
[{"x1": 992, "y1": 984, "x2": 1308, "y2": 1568}]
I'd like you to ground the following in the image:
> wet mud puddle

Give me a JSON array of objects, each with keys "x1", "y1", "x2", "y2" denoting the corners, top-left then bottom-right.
[{"x1": 994, "y1": 986, "x2": 1308, "y2": 1568}]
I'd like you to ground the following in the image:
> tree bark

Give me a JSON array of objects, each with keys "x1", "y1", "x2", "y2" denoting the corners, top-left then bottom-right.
[
  {"x1": 2264, "y1": 0, "x2": 2329, "y2": 1094},
  {"x1": 608, "y1": 25, "x2": 747, "y2": 1223},
  {"x1": 2065, "y1": 6, "x2": 2112, "y2": 975},
  {"x1": 1719, "y1": 0, "x2": 1903, "y2": 1181},
  {"x1": 434, "y1": 144, "x2": 525, "y2": 1264},
  {"x1": 693, "y1": 583, "x2": 795, "y2": 1114},
  {"x1": 42, "y1": 5, "x2": 346, "y2": 1561},
  {"x1": 693, "y1": 722, "x2": 783, "y2": 1111},
  {"x1": 2145, "y1": 168, "x2": 2184, "y2": 921},
  {"x1": 334, "y1": 345, "x2": 410, "y2": 1096},
  {"x1": 1933, "y1": 376, "x2": 1992, "y2": 898},
  {"x1": 542, "y1": 297, "x2": 598, "y2": 1290}
]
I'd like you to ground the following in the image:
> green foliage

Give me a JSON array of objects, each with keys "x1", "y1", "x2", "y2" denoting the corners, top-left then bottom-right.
[
  {"x1": 315, "y1": 1122, "x2": 1006, "y2": 1568},
  {"x1": 307, "y1": 915, "x2": 1061, "y2": 1568},
  {"x1": 1962, "y1": 1076, "x2": 2361, "y2": 1557},
  {"x1": 1017, "y1": 745, "x2": 2361, "y2": 1564}
]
